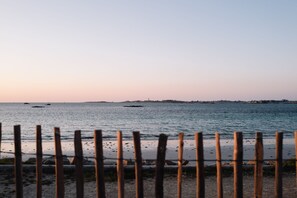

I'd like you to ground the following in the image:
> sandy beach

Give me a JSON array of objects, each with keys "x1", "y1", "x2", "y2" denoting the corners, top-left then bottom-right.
[
  {"x1": 1, "y1": 138, "x2": 296, "y2": 164},
  {"x1": 1, "y1": 171, "x2": 296, "y2": 197},
  {"x1": 0, "y1": 139, "x2": 296, "y2": 197},
  {"x1": 1, "y1": 138, "x2": 296, "y2": 197}
]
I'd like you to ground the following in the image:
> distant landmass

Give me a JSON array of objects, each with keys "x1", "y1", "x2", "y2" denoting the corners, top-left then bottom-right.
[{"x1": 86, "y1": 99, "x2": 297, "y2": 104}]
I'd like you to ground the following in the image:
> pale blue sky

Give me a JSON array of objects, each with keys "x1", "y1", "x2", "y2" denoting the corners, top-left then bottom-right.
[{"x1": 0, "y1": 1, "x2": 296, "y2": 102}]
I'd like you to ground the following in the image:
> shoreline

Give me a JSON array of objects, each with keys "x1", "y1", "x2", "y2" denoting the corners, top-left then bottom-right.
[{"x1": 1, "y1": 138, "x2": 296, "y2": 164}]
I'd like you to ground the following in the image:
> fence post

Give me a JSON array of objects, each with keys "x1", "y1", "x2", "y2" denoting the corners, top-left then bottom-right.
[
  {"x1": 177, "y1": 133, "x2": 184, "y2": 198},
  {"x1": 74, "y1": 130, "x2": 84, "y2": 198},
  {"x1": 94, "y1": 130, "x2": 106, "y2": 198},
  {"x1": 195, "y1": 132, "x2": 205, "y2": 198},
  {"x1": 0, "y1": 122, "x2": 2, "y2": 158},
  {"x1": 254, "y1": 132, "x2": 263, "y2": 198},
  {"x1": 36, "y1": 125, "x2": 42, "y2": 198},
  {"x1": 133, "y1": 131, "x2": 143, "y2": 198},
  {"x1": 275, "y1": 132, "x2": 283, "y2": 198},
  {"x1": 215, "y1": 132, "x2": 223, "y2": 198},
  {"x1": 155, "y1": 134, "x2": 168, "y2": 198},
  {"x1": 54, "y1": 127, "x2": 64, "y2": 198},
  {"x1": 117, "y1": 131, "x2": 124, "y2": 198},
  {"x1": 295, "y1": 131, "x2": 297, "y2": 197},
  {"x1": 234, "y1": 132, "x2": 243, "y2": 198},
  {"x1": 14, "y1": 125, "x2": 23, "y2": 198}
]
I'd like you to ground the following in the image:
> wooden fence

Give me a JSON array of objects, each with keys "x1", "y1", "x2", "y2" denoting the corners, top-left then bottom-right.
[{"x1": 0, "y1": 123, "x2": 297, "y2": 198}]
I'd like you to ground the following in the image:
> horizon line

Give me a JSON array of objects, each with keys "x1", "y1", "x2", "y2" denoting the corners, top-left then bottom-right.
[{"x1": 0, "y1": 99, "x2": 296, "y2": 103}]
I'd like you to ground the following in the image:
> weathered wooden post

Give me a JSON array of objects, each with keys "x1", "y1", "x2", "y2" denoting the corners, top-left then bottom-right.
[
  {"x1": 94, "y1": 130, "x2": 106, "y2": 198},
  {"x1": 275, "y1": 132, "x2": 283, "y2": 198},
  {"x1": 0, "y1": 122, "x2": 2, "y2": 158},
  {"x1": 295, "y1": 131, "x2": 297, "y2": 197},
  {"x1": 54, "y1": 127, "x2": 64, "y2": 198},
  {"x1": 215, "y1": 132, "x2": 223, "y2": 198},
  {"x1": 195, "y1": 132, "x2": 205, "y2": 198},
  {"x1": 36, "y1": 125, "x2": 43, "y2": 198},
  {"x1": 177, "y1": 133, "x2": 184, "y2": 198},
  {"x1": 254, "y1": 132, "x2": 263, "y2": 198},
  {"x1": 74, "y1": 130, "x2": 84, "y2": 198},
  {"x1": 14, "y1": 125, "x2": 23, "y2": 198},
  {"x1": 133, "y1": 131, "x2": 143, "y2": 198},
  {"x1": 233, "y1": 132, "x2": 243, "y2": 198},
  {"x1": 117, "y1": 131, "x2": 124, "y2": 198},
  {"x1": 155, "y1": 134, "x2": 168, "y2": 198}
]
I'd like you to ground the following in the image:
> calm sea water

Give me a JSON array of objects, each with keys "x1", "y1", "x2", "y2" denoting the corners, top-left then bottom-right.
[{"x1": 0, "y1": 102, "x2": 297, "y2": 141}]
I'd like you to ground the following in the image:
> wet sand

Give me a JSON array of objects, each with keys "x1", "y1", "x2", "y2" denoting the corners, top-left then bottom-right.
[{"x1": 1, "y1": 138, "x2": 296, "y2": 164}]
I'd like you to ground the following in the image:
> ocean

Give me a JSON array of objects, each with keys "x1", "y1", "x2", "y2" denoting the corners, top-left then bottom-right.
[{"x1": 0, "y1": 102, "x2": 297, "y2": 141}]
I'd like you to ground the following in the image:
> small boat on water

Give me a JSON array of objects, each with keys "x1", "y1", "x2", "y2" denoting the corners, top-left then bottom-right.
[
  {"x1": 123, "y1": 105, "x2": 144, "y2": 108},
  {"x1": 32, "y1": 106, "x2": 45, "y2": 108}
]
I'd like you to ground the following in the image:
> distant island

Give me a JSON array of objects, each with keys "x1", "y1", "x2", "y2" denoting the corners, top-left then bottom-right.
[{"x1": 85, "y1": 99, "x2": 297, "y2": 104}]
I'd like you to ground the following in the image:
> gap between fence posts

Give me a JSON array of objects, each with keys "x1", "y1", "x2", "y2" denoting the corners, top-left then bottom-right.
[
  {"x1": 133, "y1": 131, "x2": 143, "y2": 198},
  {"x1": 275, "y1": 132, "x2": 283, "y2": 198},
  {"x1": 74, "y1": 130, "x2": 84, "y2": 198},
  {"x1": 195, "y1": 132, "x2": 205, "y2": 198},
  {"x1": 117, "y1": 131, "x2": 124, "y2": 198},
  {"x1": 14, "y1": 125, "x2": 23, "y2": 198},
  {"x1": 215, "y1": 132, "x2": 223, "y2": 198},
  {"x1": 254, "y1": 132, "x2": 263, "y2": 198},
  {"x1": 155, "y1": 133, "x2": 168, "y2": 198},
  {"x1": 177, "y1": 132, "x2": 184, "y2": 198},
  {"x1": 36, "y1": 125, "x2": 42, "y2": 198},
  {"x1": 54, "y1": 127, "x2": 64, "y2": 198},
  {"x1": 94, "y1": 130, "x2": 106, "y2": 198},
  {"x1": 234, "y1": 132, "x2": 243, "y2": 198}
]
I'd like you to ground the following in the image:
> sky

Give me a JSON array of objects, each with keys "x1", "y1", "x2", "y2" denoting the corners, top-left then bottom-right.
[{"x1": 0, "y1": 1, "x2": 296, "y2": 102}]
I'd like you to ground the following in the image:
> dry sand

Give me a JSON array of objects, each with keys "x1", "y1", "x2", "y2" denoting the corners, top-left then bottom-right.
[{"x1": 1, "y1": 172, "x2": 296, "y2": 197}]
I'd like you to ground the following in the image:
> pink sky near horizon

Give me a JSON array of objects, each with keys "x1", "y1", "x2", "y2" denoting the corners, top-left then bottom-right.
[{"x1": 1, "y1": 1, "x2": 296, "y2": 102}]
